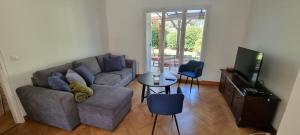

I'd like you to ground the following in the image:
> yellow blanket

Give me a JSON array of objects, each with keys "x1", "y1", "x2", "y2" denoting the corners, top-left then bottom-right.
[{"x1": 69, "y1": 81, "x2": 93, "y2": 103}]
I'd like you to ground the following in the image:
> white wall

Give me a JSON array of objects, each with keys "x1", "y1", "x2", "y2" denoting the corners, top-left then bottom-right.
[
  {"x1": 105, "y1": 0, "x2": 252, "y2": 81},
  {"x1": 277, "y1": 69, "x2": 300, "y2": 135},
  {"x1": 0, "y1": 0, "x2": 109, "y2": 122},
  {"x1": 244, "y1": 0, "x2": 300, "y2": 129}
]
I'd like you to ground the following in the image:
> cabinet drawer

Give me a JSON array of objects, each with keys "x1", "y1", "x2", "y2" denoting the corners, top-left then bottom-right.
[
  {"x1": 223, "y1": 80, "x2": 235, "y2": 106},
  {"x1": 231, "y1": 91, "x2": 245, "y2": 124},
  {"x1": 219, "y1": 72, "x2": 226, "y2": 93},
  {"x1": 0, "y1": 94, "x2": 4, "y2": 116}
]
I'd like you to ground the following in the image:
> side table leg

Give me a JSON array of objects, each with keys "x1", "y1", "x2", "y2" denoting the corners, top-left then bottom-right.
[
  {"x1": 141, "y1": 84, "x2": 146, "y2": 103},
  {"x1": 165, "y1": 86, "x2": 171, "y2": 94}
]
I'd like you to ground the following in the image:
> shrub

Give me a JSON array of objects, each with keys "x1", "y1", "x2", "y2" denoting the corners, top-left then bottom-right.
[
  {"x1": 166, "y1": 32, "x2": 177, "y2": 49},
  {"x1": 185, "y1": 26, "x2": 202, "y2": 51},
  {"x1": 151, "y1": 24, "x2": 159, "y2": 48}
]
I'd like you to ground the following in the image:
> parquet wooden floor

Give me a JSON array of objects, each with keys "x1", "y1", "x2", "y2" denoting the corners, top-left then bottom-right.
[
  {"x1": 3, "y1": 80, "x2": 260, "y2": 135},
  {"x1": 0, "y1": 113, "x2": 16, "y2": 134}
]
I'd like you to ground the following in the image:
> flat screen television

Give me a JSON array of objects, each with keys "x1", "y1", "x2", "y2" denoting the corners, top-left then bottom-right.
[{"x1": 234, "y1": 47, "x2": 264, "y2": 87}]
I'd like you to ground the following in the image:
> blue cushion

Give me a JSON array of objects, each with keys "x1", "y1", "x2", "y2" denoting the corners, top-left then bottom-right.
[
  {"x1": 103, "y1": 56, "x2": 123, "y2": 72},
  {"x1": 178, "y1": 71, "x2": 196, "y2": 78},
  {"x1": 110, "y1": 55, "x2": 126, "y2": 68},
  {"x1": 48, "y1": 76, "x2": 71, "y2": 92},
  {"x1": 74, "y1": 64, "x2": 95, "y2": 86},
  {"x1": 51, "y1": 72, "x2": 68, "y2": 83}
]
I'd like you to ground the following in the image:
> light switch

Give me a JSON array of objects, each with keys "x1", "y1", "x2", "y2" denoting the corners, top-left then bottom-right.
[{"x1": 10, "y1": 55, "x2": 20, "y2": 61}]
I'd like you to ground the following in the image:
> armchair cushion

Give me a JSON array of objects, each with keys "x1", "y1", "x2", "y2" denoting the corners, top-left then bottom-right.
[
  {"x1": 178, "y1": 60, "x2": 204, "y2": 78},
  {"x1": 178, "y1": 71, "x2": 196, "y2": 78}
]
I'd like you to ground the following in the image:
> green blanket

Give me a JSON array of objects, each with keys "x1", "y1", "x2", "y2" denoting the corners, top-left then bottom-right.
[
  {"x1": 74, "y1": 92, "x2": 89, "y2": 103},
  {"x1": 69, "y1": 81, "x2": 93, "y2": 103}
]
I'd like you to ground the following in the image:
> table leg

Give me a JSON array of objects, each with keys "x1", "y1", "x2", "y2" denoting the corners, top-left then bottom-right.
[
  {"x1": 141, "y1": 85, "x2": 146, "y2": 103},
  {"x1": 165, "y1": 86, "x2": 171, "y2": 94},
  {"x1": 147, "y1": 86, "x2": 151, "y2": 97},
  {"x1": 178, "y1": 75, "x2": 182, "y2": 86}
]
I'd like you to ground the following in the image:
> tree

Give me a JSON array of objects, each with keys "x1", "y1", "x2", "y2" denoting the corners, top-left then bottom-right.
[
  {"x1": 185, "y1": 26, "x2": 202, "y2": 51},
  {"x1": 166, "y1": 32, "x2": 177, "y2": 49},
  {"x1": 193, "y1": 38, "x2": 202, "y2": 53},
  {"x1": 165, "y1": 25, "x2": 203, "y2": 51},
  {"x1": 151, "y1": 23, "x2": 159, "y2": 48}
]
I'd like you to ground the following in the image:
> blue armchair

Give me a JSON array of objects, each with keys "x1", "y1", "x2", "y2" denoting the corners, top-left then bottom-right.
[
  {"x1": 147, "y1": 87, "x2": 184, "y2": 135},
  {"x1": 178, "y1": 60, "x2": 204, "y2": 93}
]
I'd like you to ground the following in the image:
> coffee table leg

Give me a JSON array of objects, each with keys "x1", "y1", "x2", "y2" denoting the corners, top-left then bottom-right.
[
  {"x1": 141, "y1": 85, "x2": 146, "y2": 103},
  {"x1": 147, "y1": 86, "x2": 151, "y2": 96},
  {"x1": 165, "y1": 86, "x2": 170, "y2": 94}
]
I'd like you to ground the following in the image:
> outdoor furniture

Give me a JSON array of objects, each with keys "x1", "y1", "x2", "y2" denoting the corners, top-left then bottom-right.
[
  {"x1": 152, "y1": 56, "x2": 160, "y2": 67},
  {"x1": 178, "y1": 60, "x2": 204, "y2": 93},
  {"x1": 138, "y1": 72, "x2": 177, "y2": 103},
  {"x1": 147, "y1": 87, "x2": 184, "y2": 135},
  {"x1": 151, "y1": 55, "x2": 196, "y2": 71}
]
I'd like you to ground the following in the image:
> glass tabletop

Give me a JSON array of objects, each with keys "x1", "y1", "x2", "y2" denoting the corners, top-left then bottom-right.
[{"x1": 138, "y1": 72, "x2": 177, "y2": 87}]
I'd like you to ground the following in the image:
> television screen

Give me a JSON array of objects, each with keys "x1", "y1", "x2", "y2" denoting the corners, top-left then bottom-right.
[{"x1": 234, "y1": 47, "x2": 264, "y2": 87}]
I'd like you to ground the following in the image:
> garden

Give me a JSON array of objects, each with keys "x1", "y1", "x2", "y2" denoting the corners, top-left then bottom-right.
[{"x1": 151, "y1": 20, "x2": 203, "y2": 59}]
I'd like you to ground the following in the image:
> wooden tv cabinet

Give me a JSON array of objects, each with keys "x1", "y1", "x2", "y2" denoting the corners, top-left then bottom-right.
[{"x1": 219, "y1": 69, "x2": 280, "y2": 131}]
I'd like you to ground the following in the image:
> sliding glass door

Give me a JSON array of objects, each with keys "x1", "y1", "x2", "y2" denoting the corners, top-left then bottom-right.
[{"x1": 146, "y1": 9, "x2": 207, "y2": 74}]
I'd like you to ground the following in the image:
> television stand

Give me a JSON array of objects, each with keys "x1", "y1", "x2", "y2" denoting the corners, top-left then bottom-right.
[{"x1": 219, "y1": 69, "x2": 280, "y2": 131}]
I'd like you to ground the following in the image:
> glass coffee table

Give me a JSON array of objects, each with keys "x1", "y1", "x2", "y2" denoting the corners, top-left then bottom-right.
[{"x1": 138, "y1": 72, "x2": 177, "y2": 103}]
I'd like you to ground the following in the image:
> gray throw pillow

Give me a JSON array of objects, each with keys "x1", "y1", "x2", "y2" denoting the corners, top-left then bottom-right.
[
  {"x1": 65, "y1": 69, "x2": 87, "y2": 86},
  {"x1": 48, "y1": 76, "x2": 71, "y2": 92},
  {"x1": 74, "y1": 64, "x2": 95, "y2": 86},
  {"x1": 103, "y1": 56, "x2": 123, "y2": 72},
  {"x1": 110, "y1": 55, "x2": 126, "y2": 68},
  {"x1": 96, "y1": 53, "x2": 111, "y2": 70}
]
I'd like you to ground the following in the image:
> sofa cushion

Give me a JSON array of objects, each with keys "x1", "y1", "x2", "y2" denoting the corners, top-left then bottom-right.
[
  {"x1": 65, "y1": 69, "x2": 87, "y2": 86},
  {"x1": 51, "y1": 72, "x2": 68, "y2": 83},
  {"x1": 74, "y1": 64, "x2": 95, "y2": 86},
  {"x1": 79, "y1": 85, "x2": 133, "y2": 116},
  {"x1": 96, "y1": 53, "x2": 111, "y2": 70},
  {"x1": 48, "y1": 76, "x2": 71, "y2": 92},
  {"x1": 111, "y1": 55, "x2": 126, "y2": 68},
  {"x1": 94, "y1": 73, "x2": 121, "y2": 86},
  {"x1": 73, "y1": 57, "x2": 101, "y2": 75},
  {"x1": 103, "y1": 56, "x2": 123, "y2": 72},
  {"x1": 77, "y1": 85, "x2": 133, "y2": 130},
  {"x1": 109, "y1": 68, "x2": 132, "y2": 79},
  {"x1": 32, "y1": 63, "x2": 73, "y2": 87}
]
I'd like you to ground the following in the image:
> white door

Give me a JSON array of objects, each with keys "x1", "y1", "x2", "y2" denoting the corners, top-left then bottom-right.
[{"x1": 146, "y1": 9, "x2": 207, "y2": 74}]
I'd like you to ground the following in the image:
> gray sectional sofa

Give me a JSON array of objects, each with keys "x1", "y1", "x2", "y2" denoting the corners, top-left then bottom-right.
[{"x1": 16, "y1": 53, "x2": 136, "y2": 131}]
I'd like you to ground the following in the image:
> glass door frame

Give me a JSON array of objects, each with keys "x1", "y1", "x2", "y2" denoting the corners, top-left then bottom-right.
[{"x1": 145, "y1": 8, "x2": 209, "y2": 73}]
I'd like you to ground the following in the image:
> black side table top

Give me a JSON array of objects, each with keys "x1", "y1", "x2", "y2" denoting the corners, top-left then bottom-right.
[{"x1": 138, "y1": 72, "x2": 177, "y2": 87}]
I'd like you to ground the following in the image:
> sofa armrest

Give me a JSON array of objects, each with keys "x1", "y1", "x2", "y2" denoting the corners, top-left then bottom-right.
[
  {"x1": 125, "y1": 59, "x2": 136, "y2": 80},
  {"x1": 16, "y1": 86, "x2": 80, "y2": 130}
]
